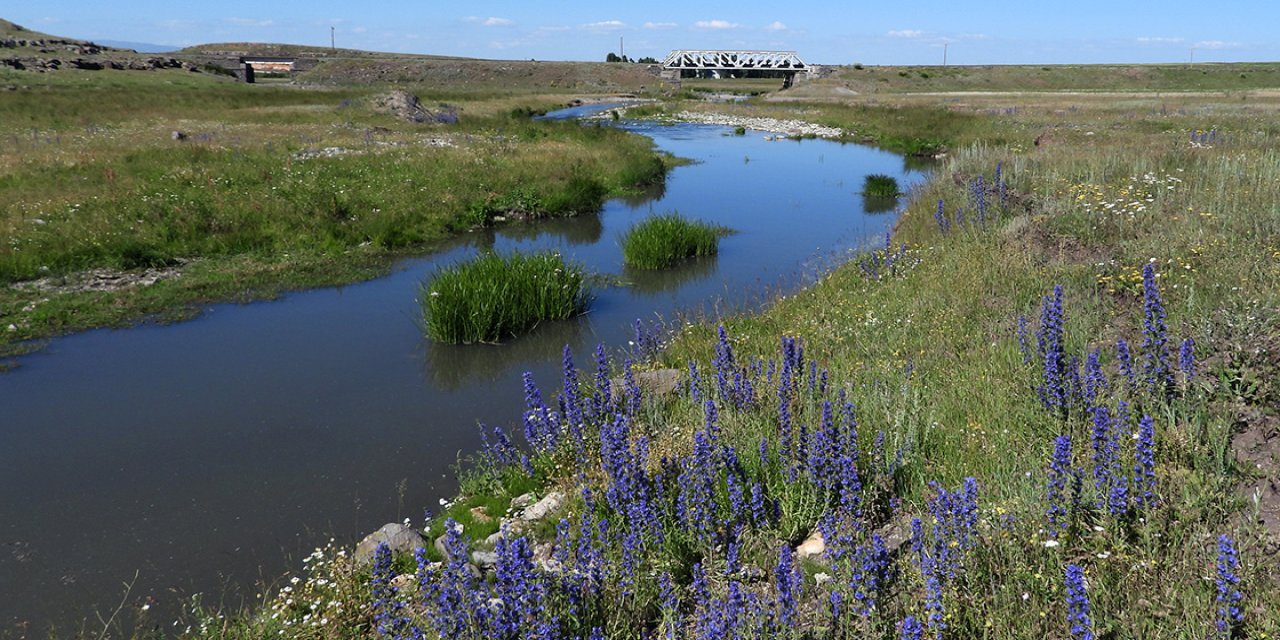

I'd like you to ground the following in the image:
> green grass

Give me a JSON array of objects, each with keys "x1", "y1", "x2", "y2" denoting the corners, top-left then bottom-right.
[
  {"x1": 862, "y1": 173, "x2": 899, "y2": 197},
  {"x1": 620, "y1": 213, "x2": 724, "y2": 269},
  {"x1": 418, "y1": 251, "x2": 591, "y2": 344},
  {"x1": 0, "y1": 73, "x2": 673, "y2": 349},
  {"x1": 823, "y1": 61, "x2": 1280, "y2": 94},
  {"x1": 12, "y1": 52, "x2": 1280, "y2": 639}
]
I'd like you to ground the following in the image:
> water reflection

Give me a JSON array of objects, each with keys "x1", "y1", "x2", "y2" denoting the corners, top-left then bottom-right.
[
  {"x1": 861, "y1": 195, "x2": 899, "y2": 214},
  {"x1": 622, "y1": 255, "x2": 719, "y2": 295},
  {"x1": 478, "y1": 214, "x2": 606, "y2": 248},
  {"x1": 615, "y1": 180, "x2": 668, "y2": 207},
  {"x1": 422, "y1": 317, "x2": 590, "y2": 391}
]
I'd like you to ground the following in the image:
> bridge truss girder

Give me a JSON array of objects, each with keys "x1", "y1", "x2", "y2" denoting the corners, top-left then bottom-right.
[{"x1": 661, "y1": 50, "x2": 808, "y2": 72}]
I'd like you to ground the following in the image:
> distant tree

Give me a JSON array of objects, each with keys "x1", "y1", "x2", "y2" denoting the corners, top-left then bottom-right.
[
  {"x1": 638, "y1": 56, "x2": 659, "y2": 64},
  {"x1": 606, "y1": 52, "x2": 621, "y2": 62}
]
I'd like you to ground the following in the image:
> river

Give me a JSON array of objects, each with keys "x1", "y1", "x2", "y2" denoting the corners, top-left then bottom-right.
[{"x1": 0, "y1": 106, "x2": 926, "y2": 632}]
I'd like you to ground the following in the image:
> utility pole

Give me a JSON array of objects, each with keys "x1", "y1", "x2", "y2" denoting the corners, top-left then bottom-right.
[
  {"x1": 943, "y1": 43, "x2": 948, "y2": 66},
  {"x1": 331, "y1": 26, "x2": 335, "y2": 51},
  {"x1": 620, "y1": 36, "x2": 624, "y2": 61},
  {"x1": 1189, "y1": 47, "x2": 1195, "y2": 64}
]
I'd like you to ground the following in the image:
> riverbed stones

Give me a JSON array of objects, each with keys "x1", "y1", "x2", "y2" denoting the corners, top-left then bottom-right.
[
  {"x1": 521, "y1": 491, "x2": 565, "y2": 522},
  {"x1": 374, "y1": 89, "x2": 430, "y2": 123},
  {"x1": 355, "y1": 522, "x2": 427, "y2": 563},
  {"x1": 471, "y1": 550, "x2": 499, "y2": 569}
]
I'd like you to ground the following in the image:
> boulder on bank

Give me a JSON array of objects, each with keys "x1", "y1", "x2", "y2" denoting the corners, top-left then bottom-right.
[
  {"x1": 355, "y1": 522, "x2": 427, "y2": 563},
  {"x1": 372, "y1": 89, "x2": 459, "y2": 124}
]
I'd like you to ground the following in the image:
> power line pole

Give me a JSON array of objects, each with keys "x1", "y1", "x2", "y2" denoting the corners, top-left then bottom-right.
[
  {"x1": 331, "y1": 26, "x2": 335, "y2": 51},
  {"x1": 620, "y1": 36, "x2": 624, "y2": 60},
  {"x1": 943, "y1": 43, "x2": 948, "y2": 66}
]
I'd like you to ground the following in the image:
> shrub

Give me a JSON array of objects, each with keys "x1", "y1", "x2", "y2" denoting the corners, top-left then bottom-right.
[
  {"x1": 863, "y1": 173, "x2": 900, "y2": 197},
  {"x1": 621, "y1": 213, "x2": 724, "y2": 270},
  {"x1": 419, "y1": 251, "x2": 591, "y2": 344}
]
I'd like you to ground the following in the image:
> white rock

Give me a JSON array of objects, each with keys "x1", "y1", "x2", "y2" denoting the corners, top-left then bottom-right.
[
  {"x1": 521, "y1": 491, "x2": 566, "y2": 522},
  {"x1": 796, "y1": 530, "x2": 826, "y2": 559}
]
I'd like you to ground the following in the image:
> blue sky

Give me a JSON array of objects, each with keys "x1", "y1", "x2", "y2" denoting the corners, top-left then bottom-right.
[{"x1": 9, "y1": 1, "x2": 1279, "y2": 65}]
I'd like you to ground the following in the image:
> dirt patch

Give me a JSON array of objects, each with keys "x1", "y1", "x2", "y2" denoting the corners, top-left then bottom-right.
[
  {"x1": 11, "y1": 265, "x2": 184, "y2": 295},
  {"x1": 1234, "y1": 410, "x2": 1280, "y2": 543}
]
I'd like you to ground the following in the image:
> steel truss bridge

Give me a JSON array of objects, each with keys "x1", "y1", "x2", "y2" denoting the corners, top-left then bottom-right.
[{"x1": 661, "y1": 50, "x2": 809, "y2": 72}]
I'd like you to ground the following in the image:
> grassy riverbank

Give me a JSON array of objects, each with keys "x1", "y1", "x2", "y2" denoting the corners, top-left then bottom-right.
[
  {"x1": 146, "y1": 78, "x2": 1280, "y2": 640},
  {"x1": 0, "y1": 71, "x2": 672, "y2": 358}
]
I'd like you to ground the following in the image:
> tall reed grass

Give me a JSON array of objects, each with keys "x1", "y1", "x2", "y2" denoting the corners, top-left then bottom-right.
[
  {"x1": 620, "y1": 213, "x2": 724, "y2": 269},
  {"x1": 419, "y1": 251, "x2": 590, "y2": 344},
  {"x1": 862, "y1": 173, "x2": 900, "y2": 197}
]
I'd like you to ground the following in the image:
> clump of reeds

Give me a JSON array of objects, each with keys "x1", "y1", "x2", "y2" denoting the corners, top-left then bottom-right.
[
  {"x1": 419, "y1": 251, "x2": 590, "y2": 344},
  {"x1": 862, "y1": 173, "x2": 900, "y2": 197},
  {"x1": 621, "y1": 213, "x2": 725, "y2": 270}
]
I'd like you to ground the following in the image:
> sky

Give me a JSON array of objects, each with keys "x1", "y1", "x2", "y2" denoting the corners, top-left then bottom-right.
[{"x1": 9, "y1": 1, "x2": 1280, "y2": 65}]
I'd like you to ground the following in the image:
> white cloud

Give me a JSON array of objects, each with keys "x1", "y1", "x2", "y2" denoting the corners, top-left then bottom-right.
[
  {"x1": 887, "y1": 29, "x2": 923, "y2": 38},
  {"x1": 463, "y1": 16, "x2": 515, "y2": 27},
  {"x1": 1195, "y1": 40, "x2": 1240, "y2": 50},
  {"x1": 1137, "y1": 36, "x2": 1184, "y2": 44},
  {"x1": 583, "y1": 20, "x2": 627, "y2": 30},
  {"x1": 644, "y1": 21, "x2": 678, "y2": 29},
  {"x1": 695, "y1": 20, "x2": 740, "y2": 30},
  {"x1": 226, "y1": 18, "x2": 275, "y2": 28},
  {"x1": 765, "y1": 21, "x2": 787, "y2": 32}
]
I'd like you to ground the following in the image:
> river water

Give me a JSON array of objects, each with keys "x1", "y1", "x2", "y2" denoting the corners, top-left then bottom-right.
[{"x1": 0, "y1": 107, "x2": 926, "y2": 632}]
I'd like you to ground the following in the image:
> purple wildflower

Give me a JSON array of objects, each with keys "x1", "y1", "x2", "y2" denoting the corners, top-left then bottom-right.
[
  {"x1": 1038, "y1": 285, "x2": 1069, "y2": 417},
  {"x1": 1216, "y1": 534, "x2": 1244, "y2": 638},
  {"x1": 590, "y1": 343, "x2": 612, "y2": 422},
  {"x1": 1083, "y1": 348, "x2": 1107, "y2": 408},
  {"x1": 1133, "y1": 414, "x2": 1156, "y2": 509},
  {"x1": 1047, "y1": 435, "x2": 1073, "y2": 536},
  {"x1": 900, "y1": 615, "x2": 925, "y2": 640},
  {"x1": 371, "y1": 543, "x2": 419, "y2": 640},
  {"x1": 1179, "y1": 337, "x2": 1196, "y2": 383},
  {"x1": 972, "y1": 175, "x2": 987, "y2": 224},
  {"x1": 1065, "y1": 564, "x2": 1094, "y2": 640},
  {"x1": 1141, "y1": 263, "x2": 1173, "y2": 398},
  {"x1": 1116, "y1": 338, "x2": 1137, "y2": 395},
  {"x1": 1016, "y1": 314, "x2": 1032, "y2": 364},
  {"x1": 774, "y1": 545, "x2": 802, "y2": 629},
  {"x1": 522, "y1": 372, "x2": 557, "y2": 452}
]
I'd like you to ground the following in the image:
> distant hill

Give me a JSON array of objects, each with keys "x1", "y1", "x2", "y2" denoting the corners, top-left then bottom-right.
[
  {"x1": 97, "y1": 39, "x2": 175, "y2": 53},
  {"x1": 178, "y1": 41, "x2": 467, "y2": 61},
  {"x1": 0, "y1": 18, "x2": 59, "y2": 39}
]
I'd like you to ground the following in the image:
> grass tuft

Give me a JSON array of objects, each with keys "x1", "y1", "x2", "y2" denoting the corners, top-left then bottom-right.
[
  {"x1": 419, "y1": 251, "x2": 591, "y2": 344},
  {"x1": 862, "y1": 173, "x2": 900, "y2": 197},
  {"x1": 620, "y1": 213, "x2": 725, "y2": 269}
]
